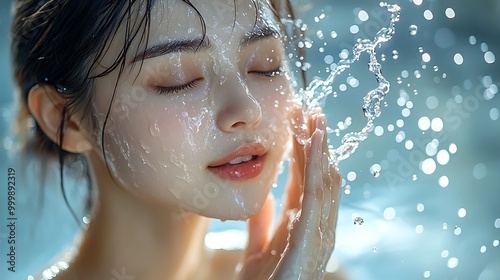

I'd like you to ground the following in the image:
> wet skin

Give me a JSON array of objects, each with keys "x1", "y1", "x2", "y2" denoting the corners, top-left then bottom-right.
[{"x1": 26, "y1": 0, "x2": 342, "y2": 279}]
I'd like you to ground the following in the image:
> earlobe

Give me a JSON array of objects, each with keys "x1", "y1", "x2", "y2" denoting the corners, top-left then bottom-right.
[{"x1": 27, "y1": 84, "x2": 93, "y2": 154}]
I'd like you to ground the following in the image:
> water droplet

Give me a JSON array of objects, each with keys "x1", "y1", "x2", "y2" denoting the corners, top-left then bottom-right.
[
  {"x1": 484, "y1": 51, "x2": 495, "y2": 64},
  {"x1": 350, "y1": 25, "x2": 360, "y2": 34},
  {"x1": 421, "y1": 158, "x2": 436, "y2": 174},
  {"x1": 417, "y1": 203, "x2": 425, "y2": 212},
  {"x1": 422, "y1": 53, "x2": 431, "y2": 63},
  {"x1": 384, "y1": 207, "x2": 396, "y2": 220},
  {"x1": 324, "y1": 54, "x2": 334, "y2": 64},
  {"x1": 140, "y1": 141, "x2": 151, "y2": 153},
  {"x1": 372, "y1": 247, "x2": 378, "y2": 253},
  {"x1": 316, "y1": 30, "x2": 324, "y2": 39},
  {"x1": 439, "y1": 176, "x2": 449, "y2": 187},
  {"x1": 458, "y1": 208, "x2": 467, "y2": 218},
  {"x1": 445, "y1": 8, "x2": 455, "y2": 19},
  {"x1": 409, "y1": 25, "x2": 418, "y2": 36},
  {"x1": 423, "y1": 10, "x2": 433, "y2": 21},
  {"x1": 358, "y1": 10, "x2": 369, "y2": 22},
  {"x1": 415, "y1": 224, "x2": 424, "y2": 234},
  {"x1": 490, "y1": 108, "x2": 499, "y2": 120},
  {"x1": 392, "y1": 50, "x2": 399, "y2": 59},
  {"x1": 441, "y1": 250, "x2": 449, "y2": 258},
  {"x1": 454, "y1": 53, "x2": 464, "y2": 65},
  {"x1": 414, "y1": 70, "x2": 422, "y2": 79},
  {"x1": 370, "y1": 163, "x2": 381, "y2": 177},
  {"x1": 447, "y1": 257, "x2": 459, "y2": 269},
  {"x1": 353, "y1": 217, "x2": 364, "y2": 225},
  {"x1": 149, "y1": 120, "x2": 160, "y2": 137},
  {"x1": 82, "y1": 216, "x2": 91, "y2": 224},
  {"x1": 480, "y1": 246, "x2": 487, "y2": 253},
  {"x1": 344, "y1": 185, "x2": 351, "y2": 195},
  {"x1": 347, "y1": 171, "x2": 357, "y2": 181}
]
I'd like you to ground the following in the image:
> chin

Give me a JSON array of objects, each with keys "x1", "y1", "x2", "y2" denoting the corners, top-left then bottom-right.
[{"x1": 188, "y1": 187, "x2": 270, "y2": 221}]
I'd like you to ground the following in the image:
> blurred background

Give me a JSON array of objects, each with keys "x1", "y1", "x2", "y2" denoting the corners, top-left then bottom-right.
[{"x1": 1, "y1": 0, "x2": 499, "y2": 279}]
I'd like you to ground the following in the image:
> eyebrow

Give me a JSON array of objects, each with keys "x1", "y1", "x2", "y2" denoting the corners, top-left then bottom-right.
[
  {"x1": 131, "y1": 25, "x2": 281, "y2": 63},
  {"x1": 241, "y1": 25, "x2": 281, "y2": 46},
  {"x1": 131, "y1": 37, "x2": 210, "y2": 63}
]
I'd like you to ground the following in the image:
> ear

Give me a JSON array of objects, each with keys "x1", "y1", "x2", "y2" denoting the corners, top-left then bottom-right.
[{"x1": 27, "y1": 84, "x2": 93, "y2": 153}]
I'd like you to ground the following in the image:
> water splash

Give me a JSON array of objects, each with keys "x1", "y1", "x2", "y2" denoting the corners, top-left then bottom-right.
[{"x1": 296, "y1": 2, "x2": 400, "y2": 162}]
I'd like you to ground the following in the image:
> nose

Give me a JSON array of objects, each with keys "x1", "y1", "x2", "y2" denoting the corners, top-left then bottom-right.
[{"x1": 215, "y1": 76, "x2": 262, "y2": 132}]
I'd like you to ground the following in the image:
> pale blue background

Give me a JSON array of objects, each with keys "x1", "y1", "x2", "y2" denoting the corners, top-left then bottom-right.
[{"x1": 1, "y1": 0, "x2": 499, "y2": 279}]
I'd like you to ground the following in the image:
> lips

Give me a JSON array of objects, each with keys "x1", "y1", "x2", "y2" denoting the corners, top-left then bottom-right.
[{"x1": 208, "y1": 143, "x2": 266, "y2": 181}]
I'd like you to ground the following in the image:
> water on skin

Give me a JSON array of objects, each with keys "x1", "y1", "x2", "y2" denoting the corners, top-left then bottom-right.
[
  {"x1": 149, "y1": 119, "x2": 161, "y2": 137},
  {"x1": 295, "y1": 2, "x2": 401, "y2": 163}
]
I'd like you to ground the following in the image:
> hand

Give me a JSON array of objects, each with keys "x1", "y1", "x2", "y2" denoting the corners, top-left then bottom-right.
[{"x1": 239, "y1": 106, "x2": 342, "y2": 280}]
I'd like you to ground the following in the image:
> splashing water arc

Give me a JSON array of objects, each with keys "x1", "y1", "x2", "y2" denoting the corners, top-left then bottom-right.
[{"x1": 296, "y1": 2, "x2": 401, "y2": 162}]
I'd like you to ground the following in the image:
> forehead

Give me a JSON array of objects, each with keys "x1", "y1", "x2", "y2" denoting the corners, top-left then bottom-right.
[
  {"x1": 148, "y1": 0, "x2": 279, "y2": 42},
  {"x1": 95, "y1": 0, "x2": 281, "y2": 74}
]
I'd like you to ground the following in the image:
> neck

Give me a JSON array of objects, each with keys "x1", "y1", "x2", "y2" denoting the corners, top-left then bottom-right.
[{"x1": 67, "y1": 152, "x2": 211, "y2": 280}]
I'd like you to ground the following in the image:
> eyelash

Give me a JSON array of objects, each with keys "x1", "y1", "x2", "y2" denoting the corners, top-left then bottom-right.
[
  {"x1": 156, "y1": 80, "x2": 199, "y2": 95},
  {"x1": 255, "y1": 66, "x2": 284, "y2": 77},
  {"x1": 155, "y1": 66, "x2": 284, "y2": 95}
]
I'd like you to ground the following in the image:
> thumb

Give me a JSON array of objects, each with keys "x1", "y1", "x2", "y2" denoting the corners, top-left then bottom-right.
[{"x1": 245, "y1": 193, "x2": 275, "y2": 259}]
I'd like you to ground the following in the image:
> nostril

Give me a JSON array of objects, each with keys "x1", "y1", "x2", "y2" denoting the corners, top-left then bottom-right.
[
  {"x1": 216, "y1": 105, "x2": 263, "y2": 131},
  {"x1": 231, "y1": 121, "x2": 247, "y2": 129},
  {"x1": 215, "y1": 89, "x2": 263, "y2": 131}
]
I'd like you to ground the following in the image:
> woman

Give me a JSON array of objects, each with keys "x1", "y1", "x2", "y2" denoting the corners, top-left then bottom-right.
[{"x1": 11, "y1": 0, "x2": 342, "y2": 279}]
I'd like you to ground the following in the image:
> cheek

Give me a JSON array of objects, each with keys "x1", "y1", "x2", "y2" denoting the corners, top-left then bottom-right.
[
  {"x1": 258, "y1": 81, "x2": 294, "y2": 138},
  {"x1": 98, "y1": 94, "x2": 217, "y2": 201},
  {"x1": 254, "y1": 82, "x2": 293, "y2": 179}
]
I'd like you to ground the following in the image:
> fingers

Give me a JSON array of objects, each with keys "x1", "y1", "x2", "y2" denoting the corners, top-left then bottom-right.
[
  {"x1": 284, "y1": 106, "x2": 323, "y2": 212},
  {"x1": 285, "y1": 113, "x2": 340, "y2": 274},
  {"x1": 289, "y1": 115, "x2": 326, "y2": 247},
  {"x1": 270, "y1": 118, "x2": 328, "y2": 279},
  {"x1": 245, "y1": 193, "x2": 275, "y2": 259},
  {"x1": 327, "y1": 158, "x2": 342, "y2": 237}
]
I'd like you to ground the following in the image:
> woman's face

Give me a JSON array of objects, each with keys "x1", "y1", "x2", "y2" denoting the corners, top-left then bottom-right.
[{"x1": 90, "y1": 0, "x2": 293, "y2": 219}]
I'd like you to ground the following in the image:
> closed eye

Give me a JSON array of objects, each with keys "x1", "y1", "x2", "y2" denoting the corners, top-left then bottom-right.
[
  {"x1": 251, "y1": 66, "x2": 284, "y2": 78},
  {"x1": 156, "y1": 79, "x2": 200, "y2": 95}
]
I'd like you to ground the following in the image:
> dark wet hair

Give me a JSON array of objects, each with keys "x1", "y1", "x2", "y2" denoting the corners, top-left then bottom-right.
[{"x1": 11, "y1": 0, "x2": 302, "y2": 225}]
